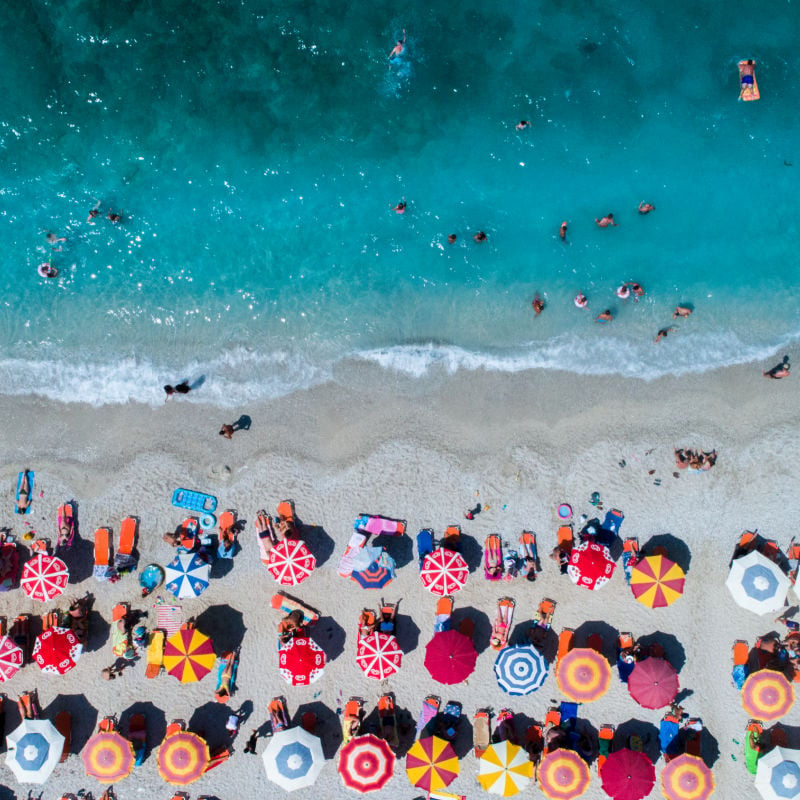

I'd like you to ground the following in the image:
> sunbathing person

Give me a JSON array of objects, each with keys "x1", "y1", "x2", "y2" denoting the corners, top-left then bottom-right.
[
  {"x1": 278, "y1": 610, "x2": 305, "y2": 643},
  {"x1": 16, "y1": 471, "x2": 32, "y2": 513},
  {"x1": 162, "y1": 531, "x2": 181, "y2": 548},
  {"x1": 763, "y1": 357, "x2": 790, "y2": 379}
]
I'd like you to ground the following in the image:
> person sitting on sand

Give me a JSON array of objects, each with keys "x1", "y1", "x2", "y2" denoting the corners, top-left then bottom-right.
[
  {"x1": 655, "y1": 326, "x2": 675, "y2": 343},
  {"x1": 638, "y1": 202, "x2": 655, "y2": 214},
  {"x1": 278, "y1": 609, "x2": 305, "y2": 643},
  {"x1": 595, "y1": 309, "x2": 613, "y2": 323},
  {"x1": 389, "y1": 30, "x2": 406, "y2": 60},
  {"x1": 549, "y1": 546, "x2": 570, "y2": 575},
  {"x1": 532, "y1": 295, "x2": 544, "y2": 315},
  {"x1": 595, "y1": 213, "x2": 617, "y2": 227},
  {"x1": 763, "y1": 357, "x2": 790, "y2": 379},
  {"x1": 163, "y1": 531, "x2": 181, "y2": 547},
  {"x1": 674, "y1": 448, "x2": 689, "y2": 469},
  {"x1": 673, "y1": 305, "x2": 692, "y2": 318}
]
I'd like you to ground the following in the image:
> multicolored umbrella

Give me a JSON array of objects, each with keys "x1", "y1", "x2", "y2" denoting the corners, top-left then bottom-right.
[
  {"x1": 157, "y1": 731, "x2": 210, "y2": 785},
  {"x1": 424, "y1": 629, "x2": 478, "y2": 685},
  {"x1": 405, "y1": 735, "x2": 459, "y2": 792},
  {"x1": 351, "y1": 552, "x2": 395, "y2": 589},
  {"x1": 629, "y1": 555, "x2": 685, "y2": 608},
  {"x1": 494, "y1": 644, "x2": 549, "y2": 696},
  {"x1": 600, "y1": 748, "x2": 655, "y2": 800},
  {"x1": 21, "y1": 553, "x2": 69, "y2": 602},
  {"x1": 660, "y1": 754, "x2": 715, "y2": 800},
  {"x1": 6, "y1": 719, "x2": 64, "y2": 784},
  {"x1": 727, "y1": 551, "x2": 791, "y2": 615},
  {"x1": 356, "y1": 632, "x2": 403, "y2": 680},
  {"x1": 0, "y1": 635, "x2": 24, "y2": 682},
  {"x1": 278, "y1": 636, "x2": 326, "y2": 686},
  {"x1": 268, "y1": 539, "x2": 316, "y2": 586},
  {"x1": 627, "y1": 657, "x2": 679, "y2": 709},
  {"x1": 754, "y1": 745, "x2": 800, "y2": 800},
  {"x1": 263, "y1": 725, "x2": 325, "y2": 791},
  {"x1": 338, "y1": 734, "x2": 395, "y2": 793},
  {"x1": 538, "y1": 748, "x2": 591, "y2": 800},
  {"x1": 32, "y1": 627, "x2": 83, "y2": 675},
  {"x1": 567, "y1": 541, "x2": 615, "y2": 590},
  {"x1": 420, "y1": 548, "x2": 469, "y2": 595},
  {"x1": 742, "y1": 670, "x2": 795, "y2": 721},
  {"x1": 478, "y1": 740, "x2": 534, "y2": 796},
  {"x1": 165, "y1": 552, "x2": 210, "y2": 599},
  {"x1": 557, "y1": 647, "x2": 611, "y2": 703},
  {"x1": 82, "y1": 730, "x2": 135, "y2": 782},
  {"x1": 163, "y1": 627, "x2": 216, "y2": 683}
]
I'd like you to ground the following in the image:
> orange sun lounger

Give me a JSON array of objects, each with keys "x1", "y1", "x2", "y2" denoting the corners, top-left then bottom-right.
[
  {"x1": 114, "y1": 516, "x2": 137, "y2": 572},
  {"x1": 557, "y1": 525, "x2": 574, "y2": 553},
  {"x1": 93, "y1": 527, "x2": 113, "y2": 582},
  {"x1": 556, "y1": 628, "x2": 574, "y2": 674}
]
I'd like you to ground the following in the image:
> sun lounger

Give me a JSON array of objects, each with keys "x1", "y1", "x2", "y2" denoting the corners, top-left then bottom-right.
[
  {"x1": 587, "y1": 633, "x2": 604, "y2": 654},
  {"x1": 524, "y1": 722, "x2": 544, "y2": 767},
  {"x1": 732, "y1": 639, "x2": 750, "y2": 690},
  {"x1": 11, "y1": 614, "x2": 31, "y2": 664},
  {"x1": 378, "y1": 693, "x2": 399, "y2": 749},
  {"x1": 557, "y1": 524, "x2": 574, "y2": 553},
  {"x1": 730, "y1": 530, "x2": 758, "y2": 566},
  {"x1": 494, "y1": 708, "x2": 518, "y2": 744},
  {"x1": 428, "y1": 792, "x2": 467, "y2": 800},
  {"x1": 338, "y1": 532, "x2": 367, "y2": 577},
  {"x1": 277, "y1": 500, "x2": 297, "y2": 536},
  {"x1": 256, "y1": 511, "x2": 278, "y2": 564},
  {"x1": 217, "y1": 511, "x2": 237, "y2": 559},
  {"x1": 556, "y1": 628, "x2": 574, "y2": 674},
  {"x1": 145, "y1": 630, "x2": 165, "y2": 678},
  {"x1": 617, "y1": 632, "x2": 636, "y2": 683},
  {"x1": 270, "y1": 591, "x2": 319, "y2": 625},
  {"x1": 415, "y1": 695, "x2": 440, "y2": 739},
  {"x1": 520, "y1": 531, "x2": 541, "y2": 581},
  {"x1": 55, "y1": 711, "x2": 71, "y2": 762},
  {"x1": 342, "y1": 697, "x2": 364, "y2": 744},
  {"x1": 490, "y1": 598, "x2": 514, "y2": 651},
  {"x1": 602, "y1": 509, "x2": 624, "y2": 535},
  {"x1": 458, "y1": 616, "x2": 475, "y2": 638},
  {"x1": 417, "y1": 529, "x2": 434, "y2": 570},
  {"x1": 358, "y1": 609, "x2": 377, "y2": 639},
  {"x1": 434, "y1": 595, "x2": 453, "y2": 633},
  {"x1": 745, "y1": 719, "x2": 763, "y2": 775},
  {"x1": 659, "y1": 710, "x2": 681, "y2": 762},
  {"x1": 42, "y1": 609, "x2": 61, "y2": 631},
  {"x1": 56, "y1": 502, "x2": 76, "y2": 551},
  {"x1": 787, "y1": 538, "x2": 800, "y2": 584},
  {"x1": 436, "y1": 701, "x2": 463, "y2": 742},
  {"x1": 683, "y1": 719, "x2": 703, "y2": 757},
  {"x1": 129, "y1": 713, "x2": 146, "y2": 766},
  {"x1": 0, "y1": 537, "x2": 20, "y2": 592},
  {"x1": 529, "y1": 598, "x2": 556, "y2": 647},
  {"x1": 114, "y1": 517, "x2": 138, "y2": 573},
  {"x1": 379, "y1": 599, "x2": 398, "y2": 635},
  {"x1": 177, "y1": 517, "x2": 199, "y2": 552},
  {"x1": 214, "y1": 650, "x2": 238, "y2": 703},
  {"x1": 441, "y1": 525, "x2": 461, "y2": 552},
  {"x1": 762, "y1": 538, "x2": 781, "y2": 563},
  {"x1": 354, "y1": 514, "x2": 405, "y2": 537},
  {"x1": 15, "y1": 470, "x2": 34, "y2": 515},
  {"x1": 269, "y1": 697, "x2": 290, "y2": 734},
  {"x1": 205, "y1": 746, "x2": 230, "y2": 772},
  {"x1": 622, "y1": 537, "x2": 640, "y2": 584},
  {"x1": 93, "y1": 527, "x2": 114, "y2": 582},
  {"x1": 597, "y1": 724, "x2": 615, "y2": 773},
  {"x1": 473, "y1": 709, "x2": 491, "y2": 757},
  {"x1": 484, "y1": 534, "x2": 503, "y2": 581}
]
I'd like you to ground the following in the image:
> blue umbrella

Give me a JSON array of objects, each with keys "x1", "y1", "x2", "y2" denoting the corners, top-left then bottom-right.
[
  {"x1": 494, "y1": 644, "x2": 549, "y2": 695},
  {"x1": 351, "y1": 551, "x2": 396, "y2": 590},
  {"x1": 263, "y1": 726, "x2": 325, "y2": 791},
  {"x1": 6, "y1": 719, "x2": 64, "y2": 784},
  {"x1": 165, "y1": 552, "x2": 210, "y2": 599}
]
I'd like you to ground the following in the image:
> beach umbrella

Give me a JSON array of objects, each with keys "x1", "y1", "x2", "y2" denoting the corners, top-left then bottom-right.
[
  {"x1": 32, "y1": 627, "x2": 83, "y2": 675},
  {"x1": 754, "y1": 746, "x2": 800, "y2": 800},
  {"x1": 557, "y1": 647, "x2": 612, "y2": 703},
  {"x1": 478, "y1": 740, "x2": 534, "y2": 796},
  {"x1": 356, "y1": 632, "x2": 403, "y2": 680},
  {"x1": 351, "y1": 552, "x2": 395, "y2": 589},
  {"x1": 420, "y1": 548, "x2": 469, "y2": 595},
  {"x1": 21, "y1": 553, "x2": 69, "y2": 602},
  {"x1": 727, "y1": 551, "x2": 790, "y2": 615},
  {"x1": 742, "y1": 670, "x2": 795, "y2": 721},
  {"x1": 338, "y1": 733, "x2": 395, "y2": 793},
  {"x1": 165, "y1": 552, "x2": 210, "y2": 599},
  {"x1": 660, "y1": 753, "x2": 714, "y2": 800},
  {"x1": 600, "y1": 748, "x2": 655, "y2": 800},
  {"x1": 268, "y1": 539, "x2": 316, "y2": 586},
  {"x1": 263, "y1": 725, "x2": 325, "y2": 792},
  {"x1": 627, "y1": 657, "x2": 679, "y2": 709},
  {"x1": 494, "y1": 644, "x2": 549, "y2": 695},
  {"x1": 0, "y1": 635, "x2": 24, "y2": 682},
  {"x1": 629, "y1": 555, "x2": 685, "y2": 608},
  {"x1": 405, "y1": 735, "x2": 459, "y2": 792},
  {"x1": 6, "y1": 719, "x2": 64, "y2": 784},
  {"x1": 538, "y1": 748, "x2": 591, "y2": 800},
  {"x1": 278, "y1": 636, "x2": 326, "y2": 686},
  {"x1": 567, "y1": 541, "x2": 615, "y2": 590},
  {"x1": 424, "y1": 629, "x2": 478, "y2": 684},
  {"x1": 157, "y1": 730, "x2": 210, "y2": 785},
  {"x1": 163, "y1": 627, "x2": 216, "y2": 683},
  {"x1": 82, "y1": 730, "x2": 135, "y2": 782}
]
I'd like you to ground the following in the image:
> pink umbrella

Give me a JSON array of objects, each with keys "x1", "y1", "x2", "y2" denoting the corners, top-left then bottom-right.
[
  {"x1": 356, "y1": 633, "x2": 403, "y2": 680},
  {"x1": 0, "y1": 636, "x2": 24, "y2": 682},
  {"x1": 420, "y1": 548, "x2": 469, "y2": 595},
  {"x1": 21, "y1": 553, "x2": 69, "y2": 602},
  {"x1": 268, "y1": 540, "x2": 316, "y2": 586},
  {"x1": 33, "y1": 627, "x2": 83, "y2": 675},
  {"x1": 627, "y1": 658, "x2": 679, "y2": 709}
]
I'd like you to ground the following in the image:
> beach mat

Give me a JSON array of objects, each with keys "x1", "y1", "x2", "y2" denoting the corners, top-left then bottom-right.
[{"x1": 15, "y1": 470, "x2": 34, "y2": 515}]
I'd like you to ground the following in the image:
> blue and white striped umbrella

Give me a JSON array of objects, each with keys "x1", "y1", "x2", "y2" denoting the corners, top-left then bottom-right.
[
  {"x1": 755, "y1": 746, "x2": 800, "y2": 800},
  {"x1": 263, "y1": 726, "x2": 325, "y2": 791},
  {"x1": 726, "y1": 551, "x2": 790, "y2": 615},
  {"x1": 494, "y1": 644, "x2": 549, "y2": 695},
  {"x1": 6, "y1": 719, "x2": 65, "y2": 784},
  {"x1": 165, "y1": 552, "x2": 210, "y2": 599}
]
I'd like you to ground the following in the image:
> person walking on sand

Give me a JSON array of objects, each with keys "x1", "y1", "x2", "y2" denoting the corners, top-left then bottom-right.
[
  {"x1": 389, "y1": 30, "x2": 406, "y2": 60},
  {"x1": 244, "y1": 729, "x2": 259, "y2": 754},
  {"x1": 638, "y1": 202, "x2": 655, "y2": 214},
  {"x1": 595, "y1": 213, "x2": 617, "y2": 227},
  {"x1": 219, "y1": 424, "x2": 235, "y2": 439}
]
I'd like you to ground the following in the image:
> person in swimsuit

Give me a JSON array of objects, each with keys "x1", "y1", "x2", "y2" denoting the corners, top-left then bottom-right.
[
  {"x1": 17, "y1": 471, "x2": 32, "y2": 513},
  {"x1": 763, "y1": 357, "x2": 790, "y2": 379},
  {"x1": 654, "y1": 327, "x2": 675, "y2": 343},
  {"x1": 447, "y1": 233, "x2": 457, "y2": 244},
  {"x1": 574, "y1": 292, "x2": 588, "y2": 308},
  {"x1": 638, "y1": 202, "x2": 655, "y2": 214},
  {"x1": 616, "y1": 284, "x2": 631, "y2": 299},
  {"x1": 389, "y1": 30, "x2": 406, "y2": 60},
  {"x1": 595, "y1": 309, "x2": 613, "y2": 323},
  {"x1": 473, "y1": 231, "x2": 487, "y2": 243},
  {"x1": 673, "y1": 305, "x2": 692, "y2": 318},
  {"x1": 515, "y1": 120, "x2": 530, "y2": 131},
  {"x1": 393, "y1": 201, "x2": 406, "y2": 214},
  {"x1": 108, "y1": 211, "x2": 122, "y2": 223},
  {"x1": 595, "y1": 213, "x2": 617, "y2": 227},
  {"x1": 559, "y1": 221, "x2": 567, "y2": 241},
  {"x1": 532, "y1": 295, "x2": 544, "y2": 315},
  {"x1": 740, "y1": 60, "x2": 755, "y2": 99},
  {"x1": 629, "y1": 282, "x2": 644, "y2": 299}
]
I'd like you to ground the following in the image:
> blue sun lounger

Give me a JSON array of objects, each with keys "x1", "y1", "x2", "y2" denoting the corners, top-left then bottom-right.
[{"x1": 417, "y1": 529, "x2": 434, "y2": 571}]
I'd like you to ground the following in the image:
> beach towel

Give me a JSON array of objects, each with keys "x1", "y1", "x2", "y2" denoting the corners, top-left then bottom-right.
[
  {"x1": 354, "y1": 514, "x2": 406, "y2": 537},
  {"x1": 350, "y1": 544, "x2": 382, "y2": 574},
  {"x1": 15, "y1": 470, "x2": 34, "y2": 515},
  {"x1": 659, "y1": 719, "x2": 680, "y2": 758},
  {"x1": 602, "y1": 509, "x2": 624, "y2": 535},
  {"x1": 415, "y1": 696, "x2": 440, "y2": 739},
  {"x1": 337, "y1": 532, "x2": 367, "y2": 577},
  {"x1": 154, "y1": 600, "x2": 183, "y2": 637}
]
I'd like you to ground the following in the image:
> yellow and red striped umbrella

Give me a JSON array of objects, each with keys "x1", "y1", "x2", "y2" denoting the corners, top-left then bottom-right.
[
  {"x1": 157, "y1": 731, "x2": 210, "y2": 785},
  {"x1": 538, "y1": 748, "x2": 590, "y2": 800},
  {"x1": 630, "y1": 556, "x2": 685, "y2": 608},
  {"x1": 742, "y1": 670, "x2": 795, "y2": 721},
  {"x1": 556, "y1": 647, "x2": 611, "y2": 703},
  {"x1": 405, "y1": 735, "x2": 459, "y2": 791},
  {"x1": 163, "y1": 628, "x2": 216, "y2": 683},
  {"x1": 82, "y1": 730, "x2": 135, "y2": 782},
  {"x1": 660, "y1": 753, "x2": 714, "y2": 800}
]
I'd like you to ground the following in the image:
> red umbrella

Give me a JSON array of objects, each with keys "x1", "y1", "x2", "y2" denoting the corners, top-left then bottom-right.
[
  {"x1": 420, "y1": 548, "x2": 469, "y2": 595},
  {"x1": 567, "y1": 541, "x2": 615, "y2": 590},
  {"x1": 424, "y1": 629, "x2": 477, "y2": 685},
  {"x1": 21, "y1": 554, "x2": 69, "y2": 601},
  {"x1": 600, "y1": 748, "x2": 655, "y2": 800},
  {"x1": 356, "y1": 632, "x2": 403, "y2": 680},
  {"x1": 268, "y1": 540, "x2": 316, "y2": 586},
  {"x1": 0, "y1": 636, "x2": 24, "y2": 682},
  {"x1": 278, "y1": 637, "x2": 326, "y2": 686},
  {"x1": 32, "y1": 627, "x2": 83, "y2": 675},
  {"x1": 338, "y1": 734, "x2": 395, "y2": 793},
  {"x1": 627, "y1": 657, "x2": 679, "y2": 709}
]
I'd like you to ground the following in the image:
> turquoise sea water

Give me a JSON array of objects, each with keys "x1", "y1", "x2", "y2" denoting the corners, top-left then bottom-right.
[{"x1": 2, "y1": 1, "x2": 800, "y2": 405}]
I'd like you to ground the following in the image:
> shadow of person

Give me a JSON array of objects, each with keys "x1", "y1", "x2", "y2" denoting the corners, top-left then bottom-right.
[{"x1": 232, "y1": 414, "x2": 251, "y2": 432}]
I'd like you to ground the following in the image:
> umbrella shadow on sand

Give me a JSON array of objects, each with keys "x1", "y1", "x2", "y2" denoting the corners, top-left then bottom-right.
[
  {"x1": 679, "y1": 724, "x2": 720, "y2": 767},
  {"x1": 292, "y1": 700, "x2": 341, "y2": 760},
  {"x1": 189, "y1": 701, "x2": 234, "y2": 752},
  {"x1": 62, "y1": 531, "x2": 94, "y2": 584},
  {"x1": 301, "y1": 524, "x2": 336, "y2": 568},
  {"x1": 459, "y1": 534, "x2": 483, "y2": 573},
  {"x1": 642, "y1": 534, "x2": 692, "y2": 573},
  {"x1": 382, "y1": 534, "x2": 414, "y2": 570},
  {"x1": 614, "y1": 719, "x2": 661, "y2": 763},
  {"x1": 636, "y1": 631, "x2": 686, "y2": 673},
  {"x1": 194, "y1": 604, "x2": 246, "y2": 653},
  {"x1": 453, "y1": 606, "x2": 491, "y2": 654},
  {"x1": 395, "y1": 611, "x2": 421, "y2": 655},
  {"x1": 119, "y1": 701, "x2": 167, "y2": 762},
  {"x1": 85, "y1": 607, "x2": 110, "y2": 654},
  {"x1": 573, "y1": 620, "x2": 621, "y2": 659},
  {"x1": 314, "y1": 616, "x2": 346, "y2": 662},
  {"x1": 43, "y1": 693, "x2": 98, "y2": 756}
]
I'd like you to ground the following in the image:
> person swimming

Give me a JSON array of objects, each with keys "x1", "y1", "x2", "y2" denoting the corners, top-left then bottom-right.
[
  {"x1": 559, "y1": 221, "x2": 567, "y2": 241},
  {"x1": 638, "y1": 202, "x2": 655, "y2": 214},
  {"x1": 574, "y1": 293, "x2": 588, "y2": 308},
  {"x1": 595, "y1": 213, "x2": 617, "y2": 227},
  {"x1": 654, "y1": 327, "x2": 675, "y2": 343},
  {"x1": 616, "y1": 284, "x2": 631, "y2": 299},
  {"x1": 532, "y1": 295, "x2": 544, "y2": 315},
  {"x1": 595, "y1": 309, "x2": 613, "y2": 323},
  {"x1": 393, "y1": 201, "x2": 406, "y2": 215},
  {"x1": 389, "y1": 30, "x2": 406, "y2": 60},
  {"x1": 473, "y1": 231, "x2": 487, "y2": 243},
  {"x1": 515, "y1": 120, "x2": 531, "y2": 131}
]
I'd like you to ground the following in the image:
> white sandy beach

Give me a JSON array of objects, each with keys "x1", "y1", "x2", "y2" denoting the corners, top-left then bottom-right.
[{"x1": 0, "y1": 360, "x2": 798, "y2": 800}]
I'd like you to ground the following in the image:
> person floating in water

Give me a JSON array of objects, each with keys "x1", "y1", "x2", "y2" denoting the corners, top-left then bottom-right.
[
  {"x1": 638, "y1": 202, "x2": 655, "y2": 214},
  {"x1": 673, "y1": 305, "x2": 692, "y2": 319},
  {"x1": 473, "y1": 231, "x2": 487, "y2": 243},
  {"x1": 654, "y1": 327, "x2": 675, "y2": 343},
  {"x1": 515, "y1": 120, "x2": 530, "y2": 131},
  {"x1": 574, "y1": 292, "x2": 588, "y2": 308},
  {"x1": 447, "y1": 234, "x2": 457, "y2": 244},
  {"x1": 629, "y1": 282, "x2": 644, "y2": 299},
  {"x1": 595, "y1": 309, "x2": 613, "y2": 323},
  {"x1": 108, "y1": 211, "x2": 122, "y2": 223},
  {"x1": 87, "y1": 200, "x2": 101, "y2": 223},
  {"x1": 559, "y1": 221, "x2": 567, "y2": 241},
  {"x1": 739, "y1": 59, "x2": 756, "y2": 100},
  {"x1": 389, "y1": 30, "x2": 406, "y2": 60},
  {"x1": 763, "y1": 356, "x2": 790, "y2": 379},
  {"x1": 532, "y1": 295, "x2": 544, "y2": 315},
  {"x1": 595, "y1": 213, "x2": 617, "y2": 227},
  {"x1": 46, "y1": 232, "x2": 66, "y2": 251},
  {"x1": 616, "y1": 284, "x2": 631, "y2": 300},
  {"x1": 393, "y1": 200, "x2": 406, "y2": 215}
]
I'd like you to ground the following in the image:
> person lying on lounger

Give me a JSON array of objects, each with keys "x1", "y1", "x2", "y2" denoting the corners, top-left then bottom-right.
[
  {"x1": 17, "y1": 472, "x2": 32, "y2": 513},
  {"x1": 278, "y1": 610, "x2": 305, "y2": 643}
]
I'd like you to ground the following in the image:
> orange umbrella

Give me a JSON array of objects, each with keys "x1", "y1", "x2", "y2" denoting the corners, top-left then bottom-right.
[
  {"x1": 82, "y1": 730, "x2": 135, "y2": 782},
  {"x1": 163, "y1": 628, "x2": 216, "y2": 683},
  {"x1": 630, "y1": 556, "x2": 685, "y2": 608},
  {"x1": 538, "y1": 748, "x2": 590, "y2": 800},
  {"x1": 158, "y1": 731, "x2": 210, "y2": 785},
  {"x1": 660, "y1": 753, "x2": 714, "y2": 800},
  {"x1": 557, "y1": 648, "x2": 611, "y2": 703},
  {"x1": 742, "y1": 670, "x2": 795, "y2": 721}
]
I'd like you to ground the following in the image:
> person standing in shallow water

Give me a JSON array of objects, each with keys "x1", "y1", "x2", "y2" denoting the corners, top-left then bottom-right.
[{"x1": 164, "y1": 381, "x2": 191, "y2": 401}]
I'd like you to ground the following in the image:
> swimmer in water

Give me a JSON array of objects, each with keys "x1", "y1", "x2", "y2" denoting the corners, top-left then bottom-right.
[
  {"x1": 473, "y1": 231, "x2": 487, "y2": 243},
  {"x1": 574, "y1": 292, "x2": 588, "y2": 308},
  {"x1": 629, "y1": 282, "x2": 644, "y2": 299},
  {"x1": 595, "y1": 309, "x2": 613, "y2": 323},
  {"x1": 638, "y1": 202, "x2": 655, "y2": 214},
  {"x1": 389, "y1": 30, "x2": 406, "y2": 60},
  {"x1": 447, "y1": 234, "x2": 457, "y2": 244},
  {"x1": 38, "y1": 262, "x2": 58, "y2": 278},
  {"x1": 559, "y1": 221, "x2": 567, "y2": 241},
  {"x1": 46, "y1": 232, "x2": 66, "y2": 252},
  {"x1": 532, "y1": 295, "x2": 544, "y2": 315},
  {"x1": 616, "y1": 284, "x2": 631, "y2": 300},
  {"x1": 673, "y1": 305, "x2": 692, "y2": 319},
  {"x1": 595, "y1": 213, "x2": 617, "y2": 227},
  {"x1": 108, "y1": 211, "x2": 122, "y2": 223},
  {"x1": 654, "y1": 326, "x2": 675, "y2": 343},
  {"x1": 87, "y1": 200, "x2": 101, "y2": 223},
  {"x1": 515, "y1": 120, "x2": 530, "y2": 131},
  {"x1": 393, "y1": 201, "x2": 406, "y2": 215}
]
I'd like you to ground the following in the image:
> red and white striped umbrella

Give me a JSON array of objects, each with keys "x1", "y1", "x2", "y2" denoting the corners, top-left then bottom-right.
[
  {"x1": 356, "y1": 632, "x2": 403, "y2": 680},
  {"x1": 268, "y1": 540, "x2": 316, "y2": 586},
  {"x1": 33, "y1": 627, "x2": 83, "y2": 675},
  {"x1": 21, "y1": 553, "x2": 69, "y2": 602},
  {"x1": 0, "y1": 635, "x2": 24, "y2": 682},
  {"x1": 420, "y1": 548, "x2": 469, "y2": 595},
  {"x1": 338, "y1": 734, "x2": 395, "y2": 793}
]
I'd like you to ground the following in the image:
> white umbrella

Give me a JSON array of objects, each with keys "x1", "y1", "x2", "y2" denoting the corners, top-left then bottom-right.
[
  {"x1": 263, "y1": 726, "x2": 325, "y2": 791},
  {"x1": 755, "y1": 746, "x2": 800, "y2": 800},
  {"x1": 165, "y1": 552, "x2": 210, "y2": 599},
  {"x1": 6, "y1": 719, "x2": 65, "y2": 784},
  {"x1": 726, "y1": 551, "x2": 790, "y2": 615}
]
